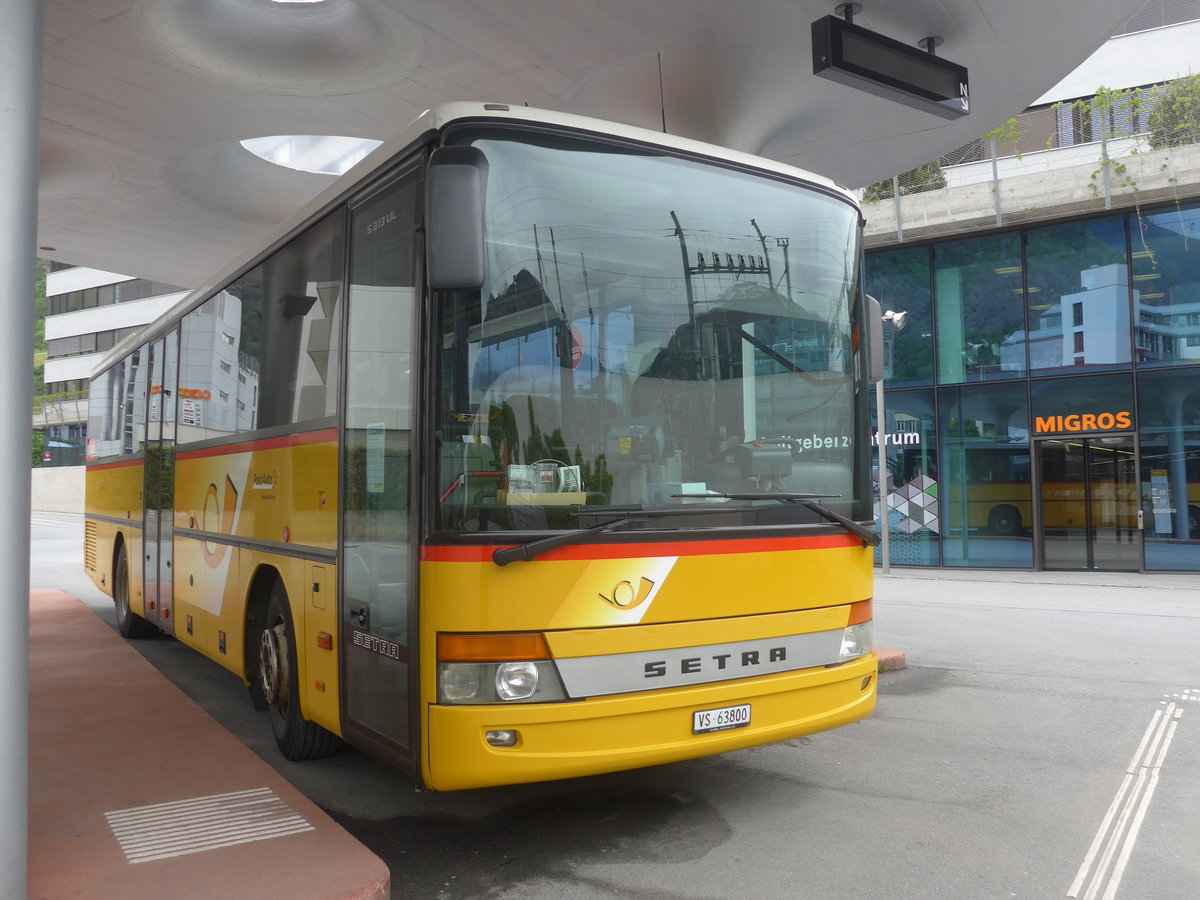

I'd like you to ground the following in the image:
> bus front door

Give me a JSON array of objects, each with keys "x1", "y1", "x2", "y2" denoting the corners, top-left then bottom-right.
[
  {"x1": 1037, "y1": 435, "x2": 1140, "y2": 571},
  {"x1": 339, "y1": 170, "x2": 420, "y2": 771}
]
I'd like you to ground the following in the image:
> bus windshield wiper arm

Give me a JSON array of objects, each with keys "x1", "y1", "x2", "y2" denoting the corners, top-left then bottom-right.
[
  {"x1": 673, "y1": 492, "x2": 880, "y2": 547},
  {"x1": 492, "y1": 506, "x2": 736, "y2": 566}
]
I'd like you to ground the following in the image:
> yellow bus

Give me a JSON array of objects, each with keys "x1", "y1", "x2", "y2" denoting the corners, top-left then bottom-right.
[{"x1": 85, "y1": 103, "x2": 881, "y2": 790}]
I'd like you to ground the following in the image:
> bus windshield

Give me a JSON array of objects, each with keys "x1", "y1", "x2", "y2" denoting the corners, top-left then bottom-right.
[{"x1": 435, "y1": 131, "x2": 866, "y2": 534}]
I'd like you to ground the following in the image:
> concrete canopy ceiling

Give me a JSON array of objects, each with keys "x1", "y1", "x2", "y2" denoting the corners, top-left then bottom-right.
[{"x1": 39, "y1": 0, "x2": 1145, "y2": 287}]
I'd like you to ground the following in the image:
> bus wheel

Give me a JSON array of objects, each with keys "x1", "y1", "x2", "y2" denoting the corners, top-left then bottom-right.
[
  {"x1": 257, "y1": 581, "x2": 340, "y2": 761},
  {"x1": 988, "y1": 505, "x2": 1020, "y2": 537},
  {"x1": 114, "y1": 545, "x2": 157, "y2": 639},
  {"x1": 1189, "y1": 506, "x2": 1200, "y2": 539}
]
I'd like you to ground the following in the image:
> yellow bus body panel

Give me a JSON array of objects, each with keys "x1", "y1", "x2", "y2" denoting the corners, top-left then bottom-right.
[
  {"x1": 168, "y1": 433, "x2": 342, "y2": 734},
  {"x1": 84, "y1": 461, "x2": 144, "y2": 610},
  {"x1": 420, "y1": 541, "x2": 875, "y2": 791}
]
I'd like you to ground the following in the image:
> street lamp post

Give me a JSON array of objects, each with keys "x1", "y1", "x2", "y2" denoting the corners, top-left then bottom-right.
[{"x1": 876, "y1": 308, "x2": 907, "y2": 575}]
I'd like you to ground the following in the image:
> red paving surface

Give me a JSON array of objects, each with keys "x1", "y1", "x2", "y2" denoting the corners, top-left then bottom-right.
[
  {"x1": 876, "y1": 647, "x2": 907, "y2": 671},
  {"x1": 28, "y1": 589, "x2": 390, "y2": 900}
]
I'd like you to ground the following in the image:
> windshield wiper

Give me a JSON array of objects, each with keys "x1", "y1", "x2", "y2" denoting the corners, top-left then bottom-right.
[
  {"x1": 492, "y1": 506, "x2": 738, "y2": 566},
  {"x1": 672, "y1": 491, "x2": 880, "y2": 547}
]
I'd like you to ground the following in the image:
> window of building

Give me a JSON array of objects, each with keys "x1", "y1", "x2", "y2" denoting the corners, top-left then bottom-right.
[
  {"x1": 938, "y1": 381, "x2": 1032, "y2": 567},
  {"x1": 872, "y1": 387, "x2": 940, "y2": 565},
  {"x1": 1137, "y1": 367, "x2": 1200, "y2": 570},
  {"x1": 934, "y1": 233, "x2": 1025, "y2": 384},
  {"x1": 1025, "y1": 217, "x2": 1128, "y2": 376},
  {"x1": 866, "y1": 246, "x2": 934, "y2": 387},
  {"x1": 1135, "y1": 202, "x2": 1200, "y2": 368}
]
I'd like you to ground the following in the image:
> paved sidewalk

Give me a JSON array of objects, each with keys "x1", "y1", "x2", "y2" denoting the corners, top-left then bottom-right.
[
  {"x1": 876, "y1": 565, "x2": 1198, "y2": 590},
  {"x1": 28, "y1": 589, "x2": 390, "y2": 900}
]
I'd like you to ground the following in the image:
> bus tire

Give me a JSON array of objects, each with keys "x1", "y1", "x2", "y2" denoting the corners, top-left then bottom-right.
[
  {"x1": 1189, "y1": 506, "x2": 1200, "y2": 539},
  {"x1": 114, "y1": 544, "x2": 157, "y2": 639},
  {"x1": 988, "y1": 504, "x2": 1020, "y2": 537},
  {"x1": 257, "y1": 580, "x2": 341, "y2": 761}
]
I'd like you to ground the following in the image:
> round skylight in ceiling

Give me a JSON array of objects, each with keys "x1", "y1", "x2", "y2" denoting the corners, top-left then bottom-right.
[{"x1": 240, "y1": 135, "x2": 383, "y2": 176}]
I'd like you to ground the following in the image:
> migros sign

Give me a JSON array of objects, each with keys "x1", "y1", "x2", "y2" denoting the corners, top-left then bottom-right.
[{"x1": 1034, "y1": 411, "x2": 1132, "y2": 434}]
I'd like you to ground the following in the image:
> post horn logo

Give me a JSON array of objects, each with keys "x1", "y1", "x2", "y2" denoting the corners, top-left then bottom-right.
[{"x1": 599, "y1": 577, "x2": 655, "y2": 610}]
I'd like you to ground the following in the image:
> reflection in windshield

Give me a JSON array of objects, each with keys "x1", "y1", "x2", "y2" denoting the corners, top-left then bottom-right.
[{"x1": 435, "y1": 133, "x2": 864, "y2": 533}]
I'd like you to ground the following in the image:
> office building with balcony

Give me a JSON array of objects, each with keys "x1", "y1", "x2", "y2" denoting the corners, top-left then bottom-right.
[
  {"x1": 865, "y1": 3, "x2": 1200, "y2": 573},
  {"x1": 38, "y1": 265, "x2": 186, "y2": 466}
]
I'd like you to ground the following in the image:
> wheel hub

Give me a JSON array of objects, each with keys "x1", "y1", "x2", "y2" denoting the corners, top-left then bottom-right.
[{"x1": 258, "y1": 623, "x2": 288, "y2": 707}]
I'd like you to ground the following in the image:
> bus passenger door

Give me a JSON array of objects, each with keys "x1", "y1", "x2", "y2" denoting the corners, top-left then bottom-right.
[
  {"x1": 143, "y1": 334, "x2": 178, "y2": 634},
  {"x1": 340, "y1": 168, "x2": 420, "y2": 770}
]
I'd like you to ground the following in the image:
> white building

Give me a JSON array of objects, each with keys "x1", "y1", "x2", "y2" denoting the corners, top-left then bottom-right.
[{"x1": 38, "y1": 265, "x2": 188, "y2": 465}]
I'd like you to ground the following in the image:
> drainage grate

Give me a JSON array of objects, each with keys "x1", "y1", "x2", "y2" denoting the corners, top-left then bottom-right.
[{"x1": 105, "y1": 787, "x2": 314, "y2": 863}]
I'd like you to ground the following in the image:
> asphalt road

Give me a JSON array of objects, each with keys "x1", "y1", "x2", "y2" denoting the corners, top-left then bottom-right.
[{"x1": 32, "y1": 512, "x2": 1200, "y2": 899}]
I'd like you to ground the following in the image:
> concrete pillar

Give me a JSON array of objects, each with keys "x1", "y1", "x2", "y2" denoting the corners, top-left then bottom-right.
[
  {"x1": 1165, "y1": 386, "x2": 1193, "y2": 540},
  {"x1": 0, "y1": 3, "x2": 43, "y2": 898}
]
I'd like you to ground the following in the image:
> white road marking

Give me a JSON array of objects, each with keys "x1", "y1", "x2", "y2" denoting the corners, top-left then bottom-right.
[
  {"x1": 1067, "y1": 694, "x2": 1189, "y2": 899},
  {"x1": 106, "y1": 787, "x2": 314, "y2": 863}
]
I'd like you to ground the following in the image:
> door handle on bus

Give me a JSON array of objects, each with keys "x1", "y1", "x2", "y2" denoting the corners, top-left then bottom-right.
[{"x1": 349, "y1": 607, "x2": 368, "y2": 627}]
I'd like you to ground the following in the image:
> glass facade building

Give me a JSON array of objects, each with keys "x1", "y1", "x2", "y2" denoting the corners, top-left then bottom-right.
[{"x1": 868, "y1": 199, "x2": 1200, "y2": 571}]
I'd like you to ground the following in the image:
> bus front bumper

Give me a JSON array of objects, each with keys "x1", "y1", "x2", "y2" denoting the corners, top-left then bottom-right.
[{"x1": 423, "y1": 652, "x2": 876, "y2": 791}]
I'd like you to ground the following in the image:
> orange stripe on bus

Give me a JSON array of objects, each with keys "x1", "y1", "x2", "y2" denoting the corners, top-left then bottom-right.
[{"x1": 421, "y1": 533, "x2": 861, "y2": 563}]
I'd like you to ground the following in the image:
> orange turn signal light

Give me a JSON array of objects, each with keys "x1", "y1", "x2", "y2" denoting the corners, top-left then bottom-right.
[
  {"x1": 437, "y1": 632, "x2": 550, "y2": 662},
  {"x1": 847, "y1": 599, "x2": 873, "y2": 626},
  {"x1": 316, "y1": 632, "x2": 333, "y2": 651}
]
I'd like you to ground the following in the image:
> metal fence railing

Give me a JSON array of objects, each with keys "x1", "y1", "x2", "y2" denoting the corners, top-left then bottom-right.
[{"x1": 862, "y1": 76, "x2": 1200, "y2": 246}]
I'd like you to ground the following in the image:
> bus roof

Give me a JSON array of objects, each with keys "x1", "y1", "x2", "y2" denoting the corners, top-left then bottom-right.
[{"x1": 90, "y1": 101, "x2": 858, "y2": 379}]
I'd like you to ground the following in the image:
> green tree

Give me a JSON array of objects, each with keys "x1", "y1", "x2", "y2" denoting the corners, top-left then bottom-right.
[{"x1": 1148, "y1": 74, "x2": 1200, "y2": 149}]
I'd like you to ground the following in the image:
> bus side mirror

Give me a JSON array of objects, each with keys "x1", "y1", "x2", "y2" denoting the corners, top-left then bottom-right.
[
  {"x1": 866, "y1": 294, "x2": 884, "y2": 384},
  {"x1": 426, "y1": 146, "x2": 489, "y2": 290}
]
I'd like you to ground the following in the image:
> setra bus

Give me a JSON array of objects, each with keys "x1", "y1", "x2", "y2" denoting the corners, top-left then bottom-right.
[{"x1": 84, "y1": 103, "x2": 882, "y2": 790}]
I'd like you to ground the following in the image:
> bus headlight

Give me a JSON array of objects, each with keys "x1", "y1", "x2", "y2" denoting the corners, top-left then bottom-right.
[
  {"x1": 436, "y1": 633, "x2": 568, "y2": 704},
  {"x1": 437, "y1": 660, "x2": 566, "y2": 704},
  {"x1": 496, "y1": 661, "x2": 538, "y2": 700},
  {"x1": 839, "y1": 621, "x2": 873, "y2": 661},
  {"x1": 441, "y1": 663, "x2": 483, "y2": 703},
  {"x1": 834, "y1": 599, "x2": 874, "y2": 662}
]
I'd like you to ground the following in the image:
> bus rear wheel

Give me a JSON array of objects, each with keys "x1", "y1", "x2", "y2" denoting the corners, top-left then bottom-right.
[
  {"x1": 114, "y1": 545, "x2": 157, "y2": 639},
  {"x1": 988, "y1": 505, "x2": 1021, "y2": 537},
  {"x1": 257, "y1": 581, "x2": 340, "y2": 761}
]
